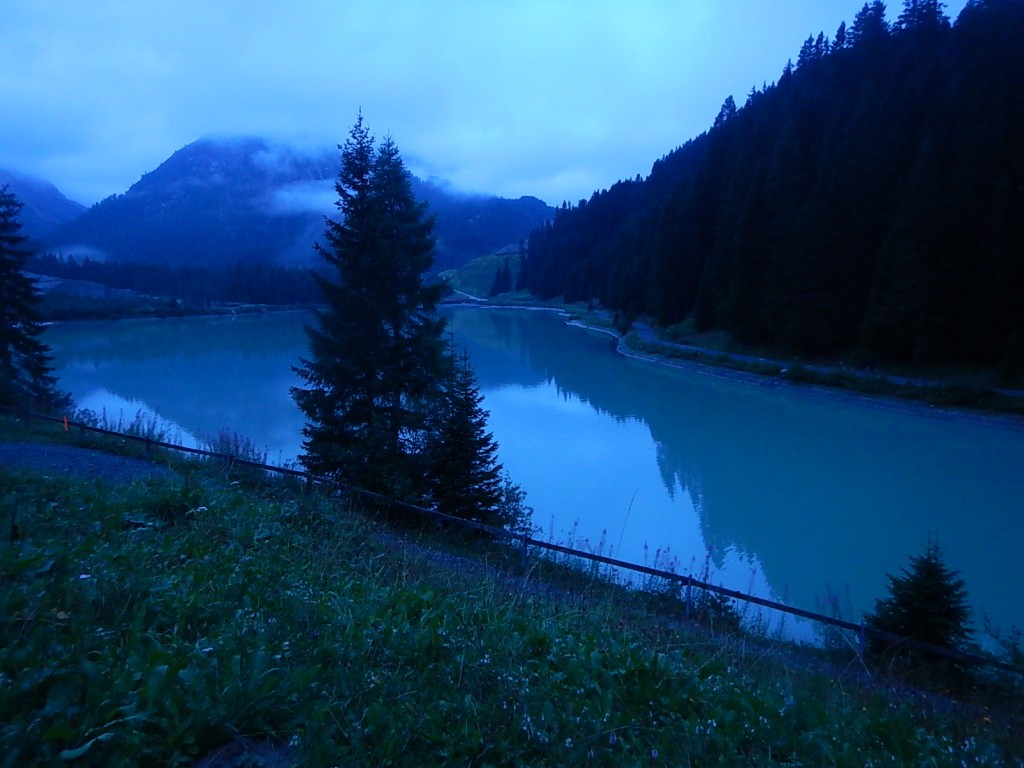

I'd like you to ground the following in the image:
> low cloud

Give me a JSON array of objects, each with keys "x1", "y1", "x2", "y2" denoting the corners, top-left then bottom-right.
[{"x1": 265, "y1": 180, "x2": 335, "y2": 215}]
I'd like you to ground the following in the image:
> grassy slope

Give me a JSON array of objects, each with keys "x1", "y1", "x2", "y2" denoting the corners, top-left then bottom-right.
[
  {"x1": 2, "y1": 419, "x2": 1021, "y2": 766},
  {"x1": 439, "y1": 251, "x2": 522, "y2": 300}
]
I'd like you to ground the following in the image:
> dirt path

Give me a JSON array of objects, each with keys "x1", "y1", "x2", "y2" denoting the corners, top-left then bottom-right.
[{"x1": 0, "y1": 442, "x2": 176, "y2": 483}]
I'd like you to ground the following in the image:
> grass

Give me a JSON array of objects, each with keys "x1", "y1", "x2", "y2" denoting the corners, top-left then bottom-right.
[
  {"x1": 2, "y1": 419, "x2": 1023, "y2": 766},
  {"x1": 623, "y1": 333, "x2": 1024, "y2": 417},
  {"x1": 438, "y1": 253, "x2": 506, "y2": 299}
]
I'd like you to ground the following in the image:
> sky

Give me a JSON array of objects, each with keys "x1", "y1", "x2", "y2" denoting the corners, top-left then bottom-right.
[{"x1": 1, "y1": 0, "x2": 969, "y2": 208}]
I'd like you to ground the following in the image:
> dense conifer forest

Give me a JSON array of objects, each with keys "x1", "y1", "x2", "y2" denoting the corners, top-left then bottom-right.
[
  {"x1": 26, "y1": 252, "x2": 321, "y2": 307},
  {"x1": 520, "y1": 0, "x2": 1024, "y2": 381}
]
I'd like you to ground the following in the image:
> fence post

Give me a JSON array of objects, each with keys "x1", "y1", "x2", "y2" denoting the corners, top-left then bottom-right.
[{"x1": 685, "y1": 574, "x2": 692, "y2": 621}]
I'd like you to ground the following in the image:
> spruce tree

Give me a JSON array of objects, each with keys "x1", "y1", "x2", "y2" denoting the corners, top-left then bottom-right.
[
  {"x1": 426, "y1": 340, "x2": 505, "y2": 526},
  {"x1": 848, "y1": 1, "x2": 891, "y2": 47},
  {"x1": 864, "y1": 541, "x2": 973, "y2": 666},
  {"x1": 0, "y1": 186, "x2": 66, "y2": 412},
  {"x1": 713, "y1": 95, "x2": 737, "y2": 128},
  {"x1": 292, "y1": 116, "x2": 446, "y2": 499},
  {"x1": 489, "y1": 255, "x2": 513, "y2": 297},
  {"x1": 896, "y1": 0, "x2": 949, "y2": 32}
]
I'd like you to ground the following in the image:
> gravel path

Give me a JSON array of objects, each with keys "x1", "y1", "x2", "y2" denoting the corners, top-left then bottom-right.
[{"x1": 0, "y1": 442, "x2": 176, "y2": 483}]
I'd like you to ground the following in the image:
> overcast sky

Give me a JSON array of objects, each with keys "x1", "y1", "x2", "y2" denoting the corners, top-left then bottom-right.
[{"x1": 1, "y1": 1, "x2": 969, "y2": 208}]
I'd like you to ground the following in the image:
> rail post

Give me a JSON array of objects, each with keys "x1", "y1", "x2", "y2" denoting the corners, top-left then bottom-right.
[{"x1": 685, "y1": 574, "x2": 692, "y2": 621}]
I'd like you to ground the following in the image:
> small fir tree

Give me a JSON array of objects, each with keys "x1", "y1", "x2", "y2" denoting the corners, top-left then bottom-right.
[
  {"x1": 426, "y1": 340, "x2": 505, "y2": 526},
  {"x1": 864, "y1": 541, "x2": 973, "y2": 666},
  {"x1": 0, "y1": 186, "x2": 66, "y2": 412}
]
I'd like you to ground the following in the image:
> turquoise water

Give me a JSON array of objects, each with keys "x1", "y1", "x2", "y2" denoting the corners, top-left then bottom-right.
[{"x1": 45, "y1": 308, "x2": 1024, "y2": 641}]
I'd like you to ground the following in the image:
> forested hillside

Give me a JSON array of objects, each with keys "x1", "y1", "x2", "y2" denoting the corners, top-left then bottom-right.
[{"x1": 521, "y1": 0, "x2": 1024, "y2": 380}]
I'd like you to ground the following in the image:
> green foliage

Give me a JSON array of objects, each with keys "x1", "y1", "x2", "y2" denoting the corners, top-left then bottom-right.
[
  {"x1": 27, "y1": 252, "x2": 321, "y2": 313},
  {"x1": 612, "y1": 312, "x2": 634, "y2": 335},
  {"x1": 864, "y1": 541, "x2": 974, "y2": 669},
  {"x1": 292, "y1": 116, "x2": 447, "y2": 499},
  {"x1": 0, "y1": 186, "x2": 67, "y2": 412},
  {"x1": 496, "y1": 471, "x2": 535, "y2": 538},
  {"x1": 1, "y1": 434, "x2": 1021, "y2": 765},
  {"x1": 425, "y1": 341, "x2": 505, "y2": 526},
  {"x1": 520, "y1": 1, "x2": 1024, "y2": 375},
  {"x1": 8, "y1": 418, "x2": 1024, "y2": 763},
  {"x1": 440, "y1": 250, "x2": 530, "y2": 302},
  {"x1": 488, "y1": 255, "x2": 513, "y2": 297}
]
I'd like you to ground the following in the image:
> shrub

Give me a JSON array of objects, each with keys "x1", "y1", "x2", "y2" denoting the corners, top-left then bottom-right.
[{"x1": 864, "y1": 541, "x2": 973, "y2": 671}]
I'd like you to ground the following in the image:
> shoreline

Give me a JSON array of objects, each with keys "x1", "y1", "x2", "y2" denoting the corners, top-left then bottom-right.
[
  {"x1": 612, "y1": 327, "x2": 1024, "y2": 433},
  {"x1": 53, "y1": 298, "x2": 1024, "y2": 430},
  {"x1": 450, "y1": 301, "x2": 1024, "y2": 432}
]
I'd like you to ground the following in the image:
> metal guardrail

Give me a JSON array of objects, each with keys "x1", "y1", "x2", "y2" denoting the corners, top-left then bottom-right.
[{"x1": 3, "y1": 405, "x2": 1017, "y2": 675}]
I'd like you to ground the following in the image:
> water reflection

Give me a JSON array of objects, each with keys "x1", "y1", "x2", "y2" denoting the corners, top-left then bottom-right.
[
  {"x1": 446, "y1": 307, "x2": 1024, "y2": 637},
  {"x1": 44, "y1": 308, "x2": 1024, "y2": 638},
  {"x1": 46, "y1": 313, "x2": 309, "y2": 464}
]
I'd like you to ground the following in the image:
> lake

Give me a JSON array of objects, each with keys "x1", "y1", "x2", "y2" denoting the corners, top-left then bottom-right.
[{"x1": 44, "y1": 308, "x2": 1024, "y2": 643}]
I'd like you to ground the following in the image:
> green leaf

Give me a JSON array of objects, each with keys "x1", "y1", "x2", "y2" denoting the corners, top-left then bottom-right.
[
  {"x1": 59, "y1": 731, "x2": 114, "y2": 760},
  {"x1": 42, "y1": 721, "x2": 76, "y2": 742},
  {"x1": 145, "y1": 664, "x2": 172, "y2": 703}
]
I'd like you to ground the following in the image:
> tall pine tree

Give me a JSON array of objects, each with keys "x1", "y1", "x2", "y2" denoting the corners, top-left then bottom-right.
[
  {"x1": 0, "y1": 186, "x2": 66, "y2": 412},
  {"x1": 292, "y1": 116, "x2": 447, "y2": 499}
]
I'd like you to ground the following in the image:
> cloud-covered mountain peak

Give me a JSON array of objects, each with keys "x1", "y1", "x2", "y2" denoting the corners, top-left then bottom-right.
[{"x1": 45, "y1": 136, "x2": 552, "y2": 270}]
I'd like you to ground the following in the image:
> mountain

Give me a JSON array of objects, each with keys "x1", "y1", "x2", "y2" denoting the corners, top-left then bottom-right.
[
  {"x1": 0, "y1": 169, "x2": 86, "y2": 243},
  {"x1": 48, "y1": 137, "x2": 335, "y2": 268},
  {"x1": 409, "y1": 178, "x2": 551, "y2": 273},
  {"x1": 520, "y1": 0, "x2": 1024, "y2": 379},
  {"x1": 46, "y1": 137, "x2": 552, "y2": 272}
]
